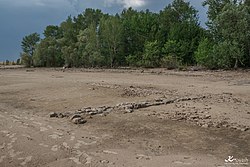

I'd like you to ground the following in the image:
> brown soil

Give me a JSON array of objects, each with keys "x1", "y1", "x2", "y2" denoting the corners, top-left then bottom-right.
[{"x1": 0, "y1": 68, "x2": 249, "y2": 167}]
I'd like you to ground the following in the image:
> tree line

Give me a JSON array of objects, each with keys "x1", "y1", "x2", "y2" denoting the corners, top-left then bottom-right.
[{"x1": 20, "y1": 0, "x2": 250, "y2": 69}]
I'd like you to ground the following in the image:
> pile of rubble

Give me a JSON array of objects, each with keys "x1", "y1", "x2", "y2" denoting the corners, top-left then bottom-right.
[
  {"x1": 49, "y1": 96, "x2": 204, "y2": 124},
  {"x1": 49, "y1": 95, "x2": 249, "y2": 132}
]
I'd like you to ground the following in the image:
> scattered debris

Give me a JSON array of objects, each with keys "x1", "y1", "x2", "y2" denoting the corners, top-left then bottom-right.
[
  {"x1": 50, "y1": 96, "x2": 205, "y2": 124},
  {"x1": 48, "y1": 95, "x2": 249, "y2": 131},
  {"x1": 49, "y1": 112, "x2": 58, "y2": 118}
]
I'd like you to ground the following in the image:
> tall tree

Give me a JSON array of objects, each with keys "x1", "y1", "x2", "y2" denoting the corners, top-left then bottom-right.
[
  {"x1": 99, "y1": 16, "x2": 124, "y2": 67},
  {"x1": 160, "y1": 0, "x2": 203, "y2": 65},
  {"x1": 77, "y1": 23, "x2": 103, "y2": 67},
  {"x1": 21, "y1": 33, "x2": 40, "y2": 66},
  {"x1": 44, "y1": 25, "x2": 62, "y2": 39},
  {"x1": 214, "y1": 2, "x2": 250, "y2": 68},
  {"x1": 21, "y1": 33, "x2": 40, "y2": 57}
]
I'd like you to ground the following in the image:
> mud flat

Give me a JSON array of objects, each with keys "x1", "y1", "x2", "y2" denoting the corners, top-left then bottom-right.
[{"x1": 0, "y1": 68, "x2": 249, "y2": 167}]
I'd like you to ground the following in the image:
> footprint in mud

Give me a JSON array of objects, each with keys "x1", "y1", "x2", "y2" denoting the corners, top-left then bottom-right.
[
  {"x1": 48, "y1": 132, "x2": 63, "y2": 139},
  {"x1": 0, "y1": 156, "x2": 6, "y2": 163},
  {"x1": 51, "y1": 145, "x2": 59, "y2": 152},
  {"x1": 73, "y1": 140, "x2": 97, "y2": 149},
  {"x1": 39, "y1": 143, "x2": 49, "y2": 148},
  {"x1": 83, "y1": 152, "x2": 92, "y2": 164},
  {"x1": 0, "y1": 155, "x2": 7, "y2": 163},
  {"x1": 7, "y1": 143, "x2": 13, "y2": 149},
  {"x1": 173, "y1": 160, "x2": 192, "y2": 165},
  {"x1": 73, "y1": 143, "x2": 81, "y2": 149},
  {"x1": 0, "y1": 130, "x2": 9, "y2": 134},
  {"x1": 9, "y1": 133, "x2": 16, "y2": 138},
  {"x1": 0, "y1": 143, "x2": 5, "y2": 149},
  {"x1": 22, "y1": 134, "x2": 32, "y2": 140},
  {"x1": 11, "y1": 137, "x2": 17, "y2": 143},
  {"x1": 103, "y1": 150, "x2": 118, "y2": 155},
  {"x1": 40, "y1": 127, "x2": 48, "y2": 132},
  {"x1": 47, "y1": 125, "x2": 53, "y2": 129},
  {"x1": 62, "y1": 142, "x2": 70, "y2": 149},
  {"x1": 9, "y1": 149, "x2": 23, "y2": 158},
  {"x1": 69, "y1": 157, "x2": 82, "y2": 165},
  {"x1": 19, "y1": 156, "x2": 32, "y2": 166},
  {"x1": 77, "y1": 140, "x2": 97, "y2": 146},
  {"x1": 136, "y1": 154, "x2": 151, "y2": 160},
  {"x1": 33, "y1": 121, "x2": 43, "y2": 126},
  {"x1": 69, "y1": 151, "x2": 92, "y2": 165},
  {"x1": 70, "y1": 136, "x2": 75, "y2": 141}
]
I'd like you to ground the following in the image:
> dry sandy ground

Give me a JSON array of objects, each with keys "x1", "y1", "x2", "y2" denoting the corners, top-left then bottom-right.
[{"x1": 0, "y1": 68, "x2": 249, "y2": 167}]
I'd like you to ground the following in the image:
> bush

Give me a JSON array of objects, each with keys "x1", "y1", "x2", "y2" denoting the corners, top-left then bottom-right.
[
  {"x1": 195, "y1": 38, "x2": 215, "y2": 68},
  {"x1": 161, "y1": 54, "x2": 179, "y2": 69},
  {"x1": 20, "y1": 52, "x2": 32, "y2": 67},
  {"x1": 213, "y1": 41, "x2": 244, "y2": 69},
  {"x1": 126, "y1": 54, "x2": 143, "y2": 67},
  {"x1": 141, "y1": 40, "x2": 161, "y2": 68}
]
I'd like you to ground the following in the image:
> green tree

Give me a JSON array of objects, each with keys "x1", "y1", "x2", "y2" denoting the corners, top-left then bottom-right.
[
  {"x1": 99, "y1": 16, "x2": 124, "y2": 67},
  {"x1": 5, "y1": 60, "x2": 9, "y2": 65},
  {"x1": 162, "y1": 40, "x2": 182, "y2": 68},
  {"x1": 21, "y1": 33, "x2": 40, "y2": 66},
  {"x1": 213, "y1": 1, "x2": 250, "y2": 68},
  {"x1": 44, "y1": 25, "x2": 62, "y2": 39},
  {"x1": 121, "y1": 8, "x2": 160, "y2": 62},
  {"x1": 159, "y1": 0, "x2": 203, "y2": 65},
  {"x1": 21, "y1": 52, "x2": 32, "y2": 67},
  {"x1": 195, "y1": 38, "x2": 215, "y2": 68},
  {"x1": 59, "y1": 17, "x2": 80, "y2": 67},
  {"x1": 16, "y1": 58, "x2": 21, "y2": 65},
  {"x1": 21, "y1": 33, "x2": 40, "y2": 56},
  {"x1": 142, "y1": 40, "x2": 161, "y2": 67},
  {"x1": 33, "y1": 37, "x2": 63, "y2": 67},
  {"x1": 77, "y1": 23, "x2": 103, "y2": 67}
]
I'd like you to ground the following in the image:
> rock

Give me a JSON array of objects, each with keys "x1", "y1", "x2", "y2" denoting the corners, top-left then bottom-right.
[
  {"x1": 240, "y1": 127, "x2": 249, "y2": 132},
  {"x1": 100, "y1": 160, "x2": 109, "y2": 164},
  {"x1": 213, "y1": 123, "x2": 221, "y2": 128},
  {"x1": 247, "y1": 112, "x2": 250, "y2": 114},
  {"x1": 49, "y1": 112, "x2": 58, "y2": 118},
  {"x1": 190, "y1": 115, "x2": 198, "y2": 119},
  {"x1": 202, "y1": 124, "x2": 209, "y2": 128},
  {"x1": 58, "y1": 113, "x2": 66, "y2": 118},
  {"x1": 70, "y1": 114, "x2": 82, "y2": 120},
  {"x1": 89, "y1": 112, "x2": 98, "y2": 115},
  {"x1": 184, "y1": 156, "x2": 191, "y2": 160},
  {"x1": 72, "y1": 118, "x2": 87, "y2": 124},
  {"x1": 204, "y1": 115, "x2": 211, "y2": 119},
  {"x1": 153, "y1": 102, "x2": 164, "y2": 106},
  {"x1": 125, "y1": 104, "x2": 134, "y2": 109},
  {"x1": 85, "y1": 109, "x2": 92, "y2": 113},
  {"x1": 125, "y1": 107, "x2": 133, "y2": 113}
]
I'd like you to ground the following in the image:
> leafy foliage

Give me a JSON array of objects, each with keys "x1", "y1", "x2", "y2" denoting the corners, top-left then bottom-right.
[
  {"x1": 195, "y1": 38, "x2": 215, "y2": 68},
  {"x1": 20, "y1": 0, "x2": 250, "y2": 69},
  {"x1": 21, "y1": 33, "x2": 40, "y2": 67}
]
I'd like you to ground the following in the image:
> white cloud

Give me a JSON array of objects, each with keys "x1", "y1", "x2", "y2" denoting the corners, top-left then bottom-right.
[
  {"x1": 104, "y1": 0, "x2": 147, "y2": 8},
  {"x1": 0, "y1": 0, "x2": 74, "y2": 8}
]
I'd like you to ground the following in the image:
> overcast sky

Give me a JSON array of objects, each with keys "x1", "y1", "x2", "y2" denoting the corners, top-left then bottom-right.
[{"x1": 0, "y1": 0, "x2": 207, "y2": 61}]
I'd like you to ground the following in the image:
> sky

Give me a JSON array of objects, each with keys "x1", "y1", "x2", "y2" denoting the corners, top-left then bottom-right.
[{"x1": 0, "y1": 0, "x2": 207, "y2": 61}]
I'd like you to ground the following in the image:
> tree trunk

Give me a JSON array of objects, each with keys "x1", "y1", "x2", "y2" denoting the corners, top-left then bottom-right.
[{"x1": 234, "y1": 58, "x2": 238, "y2": 69}]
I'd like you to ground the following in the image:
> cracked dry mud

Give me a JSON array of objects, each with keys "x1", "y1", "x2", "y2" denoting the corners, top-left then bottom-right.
[{"x1": 0, "y1": 68, "x2": 250, "y2": 167}]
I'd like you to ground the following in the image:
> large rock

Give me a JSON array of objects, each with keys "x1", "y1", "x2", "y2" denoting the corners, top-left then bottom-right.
[
  {"x1": 49, "y1": 112, "x2": 58, "y2": 118},
  {"x1": 72, "y1": 117, "x2": 87, "y2": 124},
  {"x1": 70, "y1": 114, "x2": 82, "y2": 120}
]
